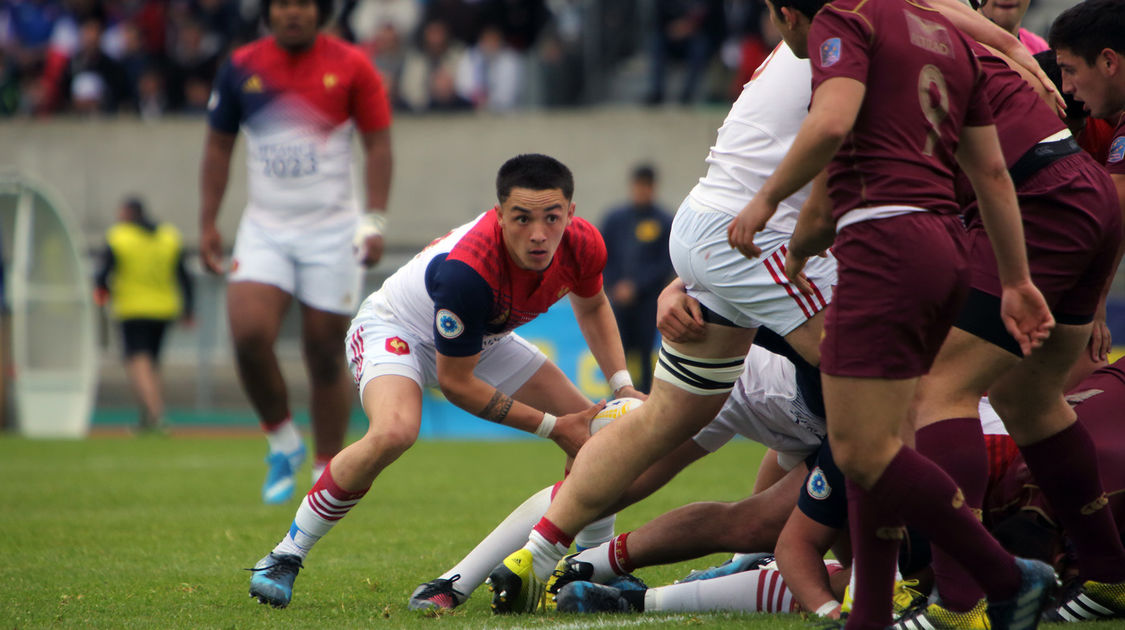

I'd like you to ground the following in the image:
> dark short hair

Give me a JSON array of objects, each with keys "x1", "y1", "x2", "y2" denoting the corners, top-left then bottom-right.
[
  {"x1": 768, "y1": 0, "x2": 829, "y2": 23},
  {"x1": 1049, "y1": 0, "x2": 1125, "y2": 65},
  {"x1": 631, "y1": 164, "x2": 656, "y2": 184},
  {"x1": 122, "y1": 196, "x2": 146, "y2": 216},
  {"x1": 1033, "y1": 49, "x2": 1088, "y2": 122},
  {"x1": 496, "y1": 154, "x2": 575, "y2": 203},
  {"x1": 260, "y1": 0, "x2": 334, "y2": 27}
]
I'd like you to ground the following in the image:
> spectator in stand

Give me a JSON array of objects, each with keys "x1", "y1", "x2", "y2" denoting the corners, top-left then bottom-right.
[
  {"x1": 455, "y1": 23, "x2": 525, "y2": 111},
  {"x1": 347, "y1": 0, "x2": 418, "y2": 45},
  {"x1": 366, "y1": 22, "x2": 406, "y2": 109},
  {"x1": 980, "y1": 0, "x2": 1048, "y2": 53},
  {"x1": 165, "y1": 17, "x2": 218, "y2": 111},
  {"x1": 726, "y1": 8, "x2": 780, "y2": 101},
  {"x1": 644, "y1": 0, "x2": 725, "y2": 106},
  {"x1": 398, "y1": 18, "x2": 469, "y2": 112},
  {"x1": 56, "y1": 14, "x2": 128, "y2": 113},
  {"x1": 481, "y1": 0, "x2": 549, "y2": 52},
  {"x1": 599, "y1": 164, "x2": 674, "y2": 393},
  {"x1": 94, "y1": 196, "x2": 194, "y2": 433}
]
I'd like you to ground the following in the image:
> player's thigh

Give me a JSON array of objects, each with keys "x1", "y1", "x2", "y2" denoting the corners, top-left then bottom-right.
[
  {"x1": 754, "y1": 448, "x2": 790, "y2": 494},
  {"x1": 988, "y1": 322, "x2": 1091, "y2": 443},
  {"x1": 347, "y1": 317, "x2": 434, "y2": 404},
  {"x1": 299, "y1": 302, "x2": 352, "y2": 363},
  {"x1": 227, "y1": 281, "x2": 292, "y2": 344},
  {"x1": 359, "y1": 374, "x2": 423, "y2": 444},
  {"x1": 913, "y1": 326, "x2": 1018, "y2": 429},
  {"x1": 293, "y1": 221, "x2": 363, "y2": 316}
]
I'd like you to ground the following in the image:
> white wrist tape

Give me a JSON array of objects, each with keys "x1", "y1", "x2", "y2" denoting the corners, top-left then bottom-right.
[
  {"x1": 815, "y1": 601, "x2": 841, "y2": 617},
  {"x1": 609, "y1": 369, "x2": 633, "y2": 393},
  {"x1": 354, "y1": 211, "x2": 387, "y2": 262},
  {"x1": 535, "y1": 412, "x2": 557, "y2": 438}
]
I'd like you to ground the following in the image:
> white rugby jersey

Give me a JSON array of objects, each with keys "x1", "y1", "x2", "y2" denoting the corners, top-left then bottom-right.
[{"x1": 687, "y1": 43, "x2": 814, "y2": 236}]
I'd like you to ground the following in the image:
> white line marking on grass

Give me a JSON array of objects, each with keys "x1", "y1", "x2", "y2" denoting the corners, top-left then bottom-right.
[{"x1": 494, "y1": 615, "x2": 694, "y2": 630}]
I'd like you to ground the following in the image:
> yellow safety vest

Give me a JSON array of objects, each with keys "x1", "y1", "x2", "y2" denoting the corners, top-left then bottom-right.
[{"x1": 106, "y1": 222, "x2": 183, "y2": 320}]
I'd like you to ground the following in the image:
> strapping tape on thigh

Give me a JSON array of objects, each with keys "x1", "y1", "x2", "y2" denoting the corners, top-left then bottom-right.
[{"x1": 652, "y1": 342, "x2": 745, "y2": 395}]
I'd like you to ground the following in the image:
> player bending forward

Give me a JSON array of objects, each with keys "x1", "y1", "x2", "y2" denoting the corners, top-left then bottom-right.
[{"x1": 246, "y1": 153, "x2": 642, "y2": 608}]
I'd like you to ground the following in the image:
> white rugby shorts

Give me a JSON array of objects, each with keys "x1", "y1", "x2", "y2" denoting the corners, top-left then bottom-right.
[
  {"x1": 670, "y1": 198, "x2": 836, "y2": 336},
  {"x1": 345, "y1": 306, "x2": 548, "y2": 399},
  {"x1": 229, "y1": 212, "x2": 362, "y2": 315}
]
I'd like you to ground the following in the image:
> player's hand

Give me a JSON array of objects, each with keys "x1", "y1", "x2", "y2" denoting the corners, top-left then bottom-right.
[
  {"x1": 656, "y1": 282, "x2": 705, "y2": 343},
  {"x1": 783, "y1": 248, "x2": 815, "y2": 298},
  {"x1": 613, "y1": 385, "x2": 647, "y2": 402},
  {"x1": 356, "y1": 233, "x2": 384, "y2": 268},
  {"x1": 1090, "y1": 303, "x2": 1111, "y2": 362},
  {"x1": 1000, "y1": 280, "x2": 1055, "y2": 356},
  {"x1": 200, "y1": 223, "x2": 225, "y2": 274},
  {"x1": 728, "y1": 196, "x2": 775, "y2": 259},
  {"x1": 552, "y1": 401, "x2": 606, "y2": 457}
]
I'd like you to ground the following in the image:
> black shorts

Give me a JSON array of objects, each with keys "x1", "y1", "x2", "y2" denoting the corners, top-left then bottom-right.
[
  {"x1": 120, "y1": 319, "x2": 169, "y2": 359},
  {"x1": 798, "y1": 439, "x2": 847, "y2": 530}
]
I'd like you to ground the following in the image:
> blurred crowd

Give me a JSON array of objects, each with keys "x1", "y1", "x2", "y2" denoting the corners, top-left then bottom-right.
[{"x1": 0, "y1": 0, "x2": 782, "y2": 118}]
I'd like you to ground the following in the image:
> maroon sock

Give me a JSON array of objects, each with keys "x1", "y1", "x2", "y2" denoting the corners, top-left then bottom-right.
[
  {"x1": 870, "y1": 447, "x2": 1021, "y2": 600},
  {"x1": 845, "y1": 479, "x2": 901, "y2": 630},
  {"x1": 1019, "y1": 421, "x2": 1125, "y2": 582},
  {"x1": 916, "y1": 418, "x2": 988, "y2": 612}
]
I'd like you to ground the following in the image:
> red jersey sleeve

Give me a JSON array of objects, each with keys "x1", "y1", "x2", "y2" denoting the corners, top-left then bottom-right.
[
  {"x1": 962, "y1": 51, "x2": 995, "y2": 128},
  {"x1": 567, "y1": 217, "x2": 607, "y2": 298},
  {"x1": 349, "y1": 47, "x2": 391, "y2": 132},
  {"x1": 809, "y1": 5, "x2": 872, "y2": 91}
]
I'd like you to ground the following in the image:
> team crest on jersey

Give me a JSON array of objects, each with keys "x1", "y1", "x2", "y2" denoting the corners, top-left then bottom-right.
[
  {"x1": 1109, "y1": 137, "x2": 1125, "y2": 163},
  {"x1": 323, "y1": 73, "x2": 338, "y2": 89},
  {"x1": 385, "y1": 337, "x2": 410, "y2": 356},
  {"x1": 635, "y1": 219, "x2": 662, "y2": 243},
  {"x1": 806, "y1": 466, "x2": 831, "y2": 500},
  {"x1": 820, "y1": 38, "x2": 841, "y2": 67},
  {"x1": 437, "y1": 309, "x2": 465, "y2": 339},
  {"x1": 243, "y1": 75, "x2": 263, "y2": 93}
]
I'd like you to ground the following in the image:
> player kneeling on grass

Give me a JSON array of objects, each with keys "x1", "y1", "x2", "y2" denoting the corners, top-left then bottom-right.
[{"x1": 246, "y1": 153, "x2": 643, "y2": 608}]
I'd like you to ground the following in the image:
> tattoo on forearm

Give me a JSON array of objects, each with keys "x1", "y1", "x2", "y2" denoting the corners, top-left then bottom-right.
[{"x1": 480, "y1": 390, "x2": 514, "y2": 424}]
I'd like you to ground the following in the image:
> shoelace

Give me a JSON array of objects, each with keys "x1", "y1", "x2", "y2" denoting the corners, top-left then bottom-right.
[{"x1": 246, "y1": 555, "x2": 303, "y2": 579}]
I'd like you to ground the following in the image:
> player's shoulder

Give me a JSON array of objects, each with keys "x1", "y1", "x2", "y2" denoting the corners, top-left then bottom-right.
[
  {"x1": 561, "y1": 216, "x2": 607, "y2": 266},
  {"x1": 229, "y1": 37, "x2": 274, "y2": 67},
  {"x1": 565, "y1": 216, "x2": 603, "y2": 245},
  {"x1": 319, "y1": 34, "x2": 375, "y2": 67}
]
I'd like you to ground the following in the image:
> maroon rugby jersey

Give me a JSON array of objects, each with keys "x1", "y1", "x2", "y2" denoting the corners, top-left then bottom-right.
[{"x1": 808, "y1": 0, "x2": 993, "y2": 220}]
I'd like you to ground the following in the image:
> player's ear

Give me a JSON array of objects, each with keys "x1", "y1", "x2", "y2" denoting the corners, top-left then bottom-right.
[
  {"x1": 567, "y1": 202, "x2": 576, "y2": 219},
  {"x1": 780, "y1": 6, "x2": 801, "y2": 31},
  {"x1": 1101, "y1": 48, "x2": 1121, "y2": 76}
]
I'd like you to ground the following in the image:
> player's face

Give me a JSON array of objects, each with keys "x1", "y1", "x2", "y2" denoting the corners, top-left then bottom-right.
[
  {"x1": 496, "y1": 187, "x2": 575, "y2": 271},
  {"x1": 1056, "y1": 47, "x2": 1121, "y2": 120},
  {"x1": 980, "y1": 0, "x2": 1031, "y2": 35},
  {"x1": 269, "y1": 0, "x2": 319, "y2": 50}
]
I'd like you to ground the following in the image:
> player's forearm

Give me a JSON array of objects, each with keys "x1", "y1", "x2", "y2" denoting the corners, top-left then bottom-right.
[
  {"x1": 775, "y1": 536, "x2": 839, "y2": 615},
  {"x1": 199, "y1": 135, "x2": 234, "y2": 226},
  {"x1": 572, "y1": 294, "x2": 631, "y2": 390},
  {"x1": 439, "y1": 376, "x2": 551, "y2": 434},
  {"x1": 789, "y1": 172, "x2": 836, "y2": 259},
  {"x1": 363, "y1": 129, "x2": 392, "y2": 212}
]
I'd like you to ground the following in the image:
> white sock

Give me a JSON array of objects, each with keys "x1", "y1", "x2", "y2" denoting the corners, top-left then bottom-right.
[
  {"x1": 525, "y1": 530, "x2": 568, "y2": 582},
  {"x1": 646, "y1": 568, "x2": 796, "y2": 613},
  {"x1": 266, "y1": 418, "x2": 301, "y2": 454},
  {"x1": 439, "y1": 486, "x2": 553, "y2": 594},
  {"x1": 571, "y1": 541, "x2": 622, "y2": 583},
  {"x1": 575, "y1": 514, "x2": 616, "y2": 551},
  {"x1": 273, "y1": 495, "x2": 336, "y2": 559}
]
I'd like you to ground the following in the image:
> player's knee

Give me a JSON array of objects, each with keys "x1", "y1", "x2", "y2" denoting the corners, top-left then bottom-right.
[
  {"x1": 363, "y1": 419, "x2": 418, "y2": 459},
  {"x1": 232, "y1": 330, "x2": 275, "y2": 363}
]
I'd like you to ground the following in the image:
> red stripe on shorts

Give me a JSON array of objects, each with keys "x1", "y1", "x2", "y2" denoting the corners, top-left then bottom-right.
[{"x1": 765, "y1": 250, "x2": 813, "y2": 319}]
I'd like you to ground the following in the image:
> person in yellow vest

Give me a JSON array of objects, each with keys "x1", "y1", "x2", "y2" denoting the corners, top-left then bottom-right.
[{"x1": 95, "y1": 197, "x2": 193, "y2": 432}]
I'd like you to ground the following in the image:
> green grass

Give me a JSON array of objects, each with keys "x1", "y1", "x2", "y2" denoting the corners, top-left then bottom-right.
[{"x1": 0, "y1": 434, "x2": 836, "y2": 629}]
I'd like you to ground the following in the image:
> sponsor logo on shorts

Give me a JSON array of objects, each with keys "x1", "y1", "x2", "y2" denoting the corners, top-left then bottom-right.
[
  {"x1": 806, "y1": 466, "x2": 831, "y2": 500},
  {"x1": 436, "y1": 309, "x2": 465, "y2": 339},
  {"x1": 1082, "y1": 493, "x2": 1110, "y2": 515},
  {"x1": 1109, "y1": 137, "x2": 1125, "y2": 163},
  {"x1": 385, "y1": 336, "x2": 410, "y2": 356},
  {"x1": 820, "y1": 38, "x2": 841, "y2": 67}
]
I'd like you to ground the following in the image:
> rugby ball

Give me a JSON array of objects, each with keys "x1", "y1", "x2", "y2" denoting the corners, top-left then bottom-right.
[{"x1": 590, "y1": 397, "x2": 644, "y2": 435}]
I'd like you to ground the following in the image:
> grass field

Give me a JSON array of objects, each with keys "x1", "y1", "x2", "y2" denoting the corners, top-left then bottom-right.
[{"x1": 0, "y1": 434, "x2": 833, "y2": 629}]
